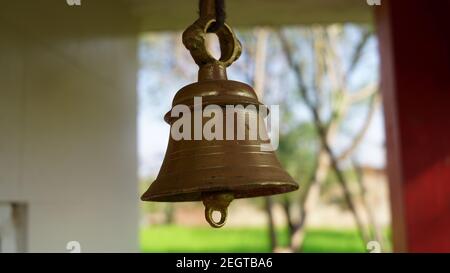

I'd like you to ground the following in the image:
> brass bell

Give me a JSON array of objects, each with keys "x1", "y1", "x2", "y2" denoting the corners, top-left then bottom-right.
[{"x1": 141, "y1": 0, "x2": 298, "y2": 228}]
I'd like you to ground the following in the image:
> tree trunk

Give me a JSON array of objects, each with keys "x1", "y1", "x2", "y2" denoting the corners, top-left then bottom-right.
[
  {"x1": 289, "y1": 149, "x2": 330, "y2": 252},
  {"x1": 264, "y1": 197, "x2": 278, "y2": 252}
]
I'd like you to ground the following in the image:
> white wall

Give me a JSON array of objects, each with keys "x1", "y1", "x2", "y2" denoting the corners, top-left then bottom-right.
[{"x1": 0, "y1": 0, "x2": 139, "y2": 252}]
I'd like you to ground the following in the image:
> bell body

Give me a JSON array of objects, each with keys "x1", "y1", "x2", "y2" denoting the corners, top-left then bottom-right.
[
  {"x1": 141, "y1": 0, "x2": 298, "y2": 227},
  {"x1": 141, "y1": 78, "x2": 298, "y2": 202}
]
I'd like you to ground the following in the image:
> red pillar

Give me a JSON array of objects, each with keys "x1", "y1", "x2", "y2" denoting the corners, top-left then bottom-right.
[{"x1": 376, "y1": 0, "x2": 450, "y2": 252}]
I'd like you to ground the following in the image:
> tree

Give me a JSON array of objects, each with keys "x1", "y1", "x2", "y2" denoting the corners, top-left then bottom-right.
[{"x1": 252, "y1": 25, "x2": 381, "y2": 252}]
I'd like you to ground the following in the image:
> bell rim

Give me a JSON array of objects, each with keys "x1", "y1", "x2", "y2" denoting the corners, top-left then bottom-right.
[{"x1": 141, "y1": 180, "x2": 299, "y2": 202}]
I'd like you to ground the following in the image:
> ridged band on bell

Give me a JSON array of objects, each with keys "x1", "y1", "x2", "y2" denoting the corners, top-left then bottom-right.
[{"x1": 141, "y1": 80, "x2": 298, "y2": 202}]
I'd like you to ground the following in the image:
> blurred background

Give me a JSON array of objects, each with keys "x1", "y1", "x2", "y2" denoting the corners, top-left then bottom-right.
[
  {"x1": 1, "y1": 0, "x2": 448, "y2": 253},
  {"x1": 138, "y1": 25, "x2": 389, "y2": 252}
]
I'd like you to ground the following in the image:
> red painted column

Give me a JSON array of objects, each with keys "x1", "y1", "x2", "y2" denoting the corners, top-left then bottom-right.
[{"x1": 376, "y1": 0, "x2": 450, "y2": 252}]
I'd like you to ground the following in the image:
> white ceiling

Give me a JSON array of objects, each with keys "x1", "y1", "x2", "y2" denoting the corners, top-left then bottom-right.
[{"x1": 130, "y1": 0, "x2": 373, "y2": 31}]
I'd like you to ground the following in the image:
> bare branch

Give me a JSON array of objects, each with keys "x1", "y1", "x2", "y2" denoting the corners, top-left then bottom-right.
[
  {"x1": 324, "y1": 25, "x2": 345, "y2": 94},
  {"x1": 345, "y1": 29, "x2": 372, "y2": 82},
  {"x1": 277, "y1": 30, "x2": 316, "y2": 110},
  {"x1": 311, "y1": 27, "x2": 327, "y2": 110},
  {"x1": 253, "y1": 28, "x2": 270, "y2": 99},
  {"x1": 353, "y1": 159, "x2": 386, "y2": 250},
  {"x1": 319, "y1": 129, "x2": 371, "y2": 244},
  {"x1": 337, "y1": 92, "x2": 381, "y2": 161},
  {"x1": 277, "y1": 29, "x2": 371, "y2": 245},
  {"x1": 349, "y1": 83, "x2": 378, "y2": 104}
]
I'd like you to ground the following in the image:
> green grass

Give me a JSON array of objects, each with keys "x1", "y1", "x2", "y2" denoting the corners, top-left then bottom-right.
[{"x1": 140, "y1": 225, "x2": 367, "y2": 253}]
